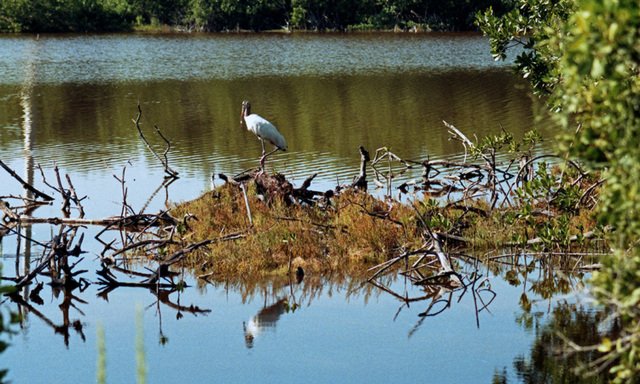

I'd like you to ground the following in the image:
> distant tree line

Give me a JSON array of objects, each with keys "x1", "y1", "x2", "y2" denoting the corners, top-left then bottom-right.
[{"x1": 0, "y1": 0, "x2": 514, "y2": 33}]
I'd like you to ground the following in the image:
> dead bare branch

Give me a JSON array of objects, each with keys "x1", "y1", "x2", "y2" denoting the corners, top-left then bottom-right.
[
  {"x1": 0, "y1": 158, "x2": 54, "y2": 201},
  {"x1": 133, "y1": 102, "x2": 179, "y2": 178}
]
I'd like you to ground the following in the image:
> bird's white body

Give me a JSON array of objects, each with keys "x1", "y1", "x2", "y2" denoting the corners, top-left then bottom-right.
[
  {"x1": 243, "y1": 113, "x2": 287, "y2": 151},
  {"x1": 241, "y1": 101, "x2": 287, "y2": 169}
]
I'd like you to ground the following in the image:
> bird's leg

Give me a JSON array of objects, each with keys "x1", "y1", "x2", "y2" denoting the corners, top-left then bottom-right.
[
  {"x1": 260, "y1": 147, "x2": 280, "y2": 169},
  {"x1": 256, "y1": 139, "x2": 268, "y2": 175}
]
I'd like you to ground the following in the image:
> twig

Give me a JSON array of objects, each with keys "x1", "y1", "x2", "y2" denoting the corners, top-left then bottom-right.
[
  {"x1": 0, "y1": 158, "x2": 54, "y2": 201},
  {"x1": 240, "y1": 183, "x2": 253, "y2": 226},
  {"x1": 65, "y1": 174, "x2": 85, "y2": 218},
  {"x1": 0, "y1": 222, "x2": 49, "y2": 247},
  {"x1": 133, "y1": 103, "x2": 179, "y2": 178},
  {"x1": 0, "y1": 199, "x2": 19, "y2": 222},
  {"x1": 576, "y1": 179, "x2": 605, "y2": 209},
  {"x1": 153, "y1": 124, "x2": 177, "y2": 178},
  {"x1": 53, "y1": 165, "x2": 71, "y2": 215},
  {"x1": 367, "y1": 245, "x2": 429, "y2": 281},
  {"x1": 14, "y1": 235, "x2": 62, "y2": 289}
]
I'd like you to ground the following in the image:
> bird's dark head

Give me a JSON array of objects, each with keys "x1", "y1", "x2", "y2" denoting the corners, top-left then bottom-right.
[{"x1": 241, "y1": 100, "x2": 251, "y2": 124}]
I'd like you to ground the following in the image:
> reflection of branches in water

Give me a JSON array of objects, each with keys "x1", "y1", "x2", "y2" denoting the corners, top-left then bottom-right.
[
  {"x1": 368, "y1": 251, "x2": 593, "y2": 338},
  {"x1": 198, "y1": 270, "x2": 390, "y2": 314},
  {"x1": 139, "y1": 176, "x2": 177, "y2": 215},
  {"x1": 149, "y1": 287, "x2": 211, "y2": 345},
  {"x1": 499, "y1": 300, "x2": 617, "y2": 383},
  {"x1": 151, "y1": 287, "x2": 211, "y2": 316},
  {"x1": 6, "y1": 288, "x2": 86, "y2": 347},
  {"x1": 371, "y1": 266, "x2": 498, "y2": 336}
]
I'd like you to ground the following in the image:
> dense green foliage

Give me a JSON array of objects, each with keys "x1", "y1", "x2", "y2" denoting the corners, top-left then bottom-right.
[
  {"x1": 0, "y1": 0, "x2": 133, "y2": 32},
  {"x1": 479, "y1": 0, "x2": 640, "y2": 381},
  {"x1": 0, "y1": 0, "x2": 514, "y2": 32},
  {"x1": 476, "y1": 0, "x2": 573, "y2": 95}
]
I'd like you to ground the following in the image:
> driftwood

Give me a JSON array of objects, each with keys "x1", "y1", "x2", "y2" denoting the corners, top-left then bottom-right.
[
  {"x1": 367, "y1": 246, "x2": 430, "y2": 282},
  {"x1": 0, "y1": 158, "x2": 54, "y2": 201},
  {"x1": 0, "y1": 199, "x2": 19, "y2": 222},
  {"x1": 220, "y1": 167, "x2": 330, "y2": 207},
  {"x1": 14, "y1": 232, "x2": 85, "y2": 289},
  {"x1": 16, "y1": 212, "x2": 174, "y2": 228},
  {"x1": 97, "y1": 231, "x2": 247, "y2": 288},
  {"x1": 411, "y1": 204, "x2": 463, "y2": 286},
  {"x1": 351, "y1": 146, "x2": 370, "y2": 190}
]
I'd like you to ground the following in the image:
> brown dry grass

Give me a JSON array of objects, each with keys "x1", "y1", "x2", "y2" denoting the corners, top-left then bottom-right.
[{"x1": 168, "y1": 183, "x2": 423, "y2": 278}]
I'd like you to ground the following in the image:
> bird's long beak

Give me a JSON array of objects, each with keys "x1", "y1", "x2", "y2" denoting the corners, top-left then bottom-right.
[{"x1": 240, "y1": 106, "x2": 245, "y2": 125}]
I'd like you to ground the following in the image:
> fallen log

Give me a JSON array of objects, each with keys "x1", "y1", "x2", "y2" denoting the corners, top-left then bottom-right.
[
  {"x1": 351, "y1": 146, "x2": 370, "y2": 190},
  {"x1": 0, "y1": 199, "x2": 19, "y2": 222},
  {"x1": 412, "y1": 204, "x2": 463, "y2": 286},
  {"x1": 18, "y1": 212, "x2": 174, "y2": 228}
]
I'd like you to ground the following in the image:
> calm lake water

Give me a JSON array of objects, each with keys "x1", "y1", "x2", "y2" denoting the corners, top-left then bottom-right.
[{"x1": 0, "y1": 32, "x2": 597, "y2": 383}]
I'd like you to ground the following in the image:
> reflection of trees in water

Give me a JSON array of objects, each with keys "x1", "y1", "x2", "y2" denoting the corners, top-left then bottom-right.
[
  {"x1": 494, "y1": 302, "x2": 618, "y2": 384},
  {"x1": 370, "y1": 252, "x2": 613, "y2": 382},
  {"x1": 483, "y1": 251, "x2": 602, "y2": 300},
  {"x1": 484, "y1": 255, "x2": 616, "y2": 383}
]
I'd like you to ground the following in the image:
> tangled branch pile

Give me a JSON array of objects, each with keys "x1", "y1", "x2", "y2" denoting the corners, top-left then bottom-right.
[{"x1": 164, "y1": 124, "x2": 606, "y2": 281}]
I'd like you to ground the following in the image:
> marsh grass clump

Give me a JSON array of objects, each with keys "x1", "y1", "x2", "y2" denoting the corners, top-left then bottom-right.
[
  {"x1": 168, "y1": 183, "x2": 423, "y2": 278},
  {"x1": 163, "y1": 159, "x2": 604, "y2": 280}
]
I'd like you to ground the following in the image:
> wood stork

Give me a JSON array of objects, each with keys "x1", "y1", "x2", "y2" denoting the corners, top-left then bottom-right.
[{"x1": 241, "y1": 101, "x2": 287, "y2": 169}]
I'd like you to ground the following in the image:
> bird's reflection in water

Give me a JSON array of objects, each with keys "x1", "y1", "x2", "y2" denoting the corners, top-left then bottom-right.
[
  {"x1": 243, "y1": 298, "x2": 288, "y2": 349},
  {"x1": 242, "y1": 268, "x2": 304, "y2": 348}
]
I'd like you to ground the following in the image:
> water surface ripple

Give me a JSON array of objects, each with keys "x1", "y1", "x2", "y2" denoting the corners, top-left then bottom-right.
[{"x1": 2, "y1": 32, "x2": 511, "y2": 84}]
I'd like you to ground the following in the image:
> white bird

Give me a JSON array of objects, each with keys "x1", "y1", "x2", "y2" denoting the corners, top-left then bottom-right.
[{"x1": 241, "y1": 100, "x2": 287, "y2": 169}]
